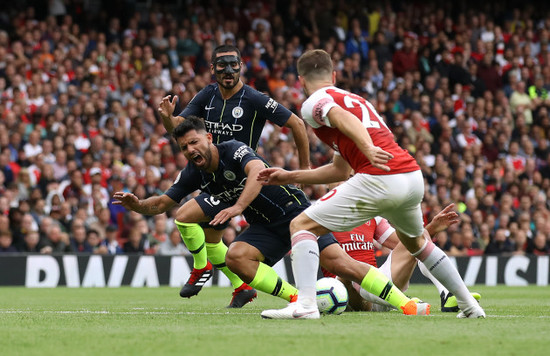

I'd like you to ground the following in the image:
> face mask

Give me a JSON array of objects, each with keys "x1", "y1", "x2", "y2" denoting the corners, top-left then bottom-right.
[{"x1": 213, "y1": 55, "x2": 241, "y2": 75}]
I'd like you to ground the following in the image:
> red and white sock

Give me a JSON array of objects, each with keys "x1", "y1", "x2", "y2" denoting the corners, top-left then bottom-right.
[{"x1": 414, "y1": 237, "x2": 477, "y2": 310}]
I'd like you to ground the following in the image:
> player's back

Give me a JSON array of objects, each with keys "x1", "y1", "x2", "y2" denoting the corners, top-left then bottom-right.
[{"x1": 301, "y1": 86, "x2": 419, "y2": 175}]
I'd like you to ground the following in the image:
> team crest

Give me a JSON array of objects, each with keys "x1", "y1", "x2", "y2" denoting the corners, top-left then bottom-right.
[
  {"x1": 223, "y1": 170, "x2": 236, "y2": 181},
  {"x1": 232, "y1": 106, "x2": 243, "y2": 118}
]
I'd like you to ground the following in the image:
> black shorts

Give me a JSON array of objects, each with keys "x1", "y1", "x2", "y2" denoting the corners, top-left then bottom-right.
[
  {"x1": 195, "y1": 192, "x2": 231, "y2": 231},
  {"x1": 234, "y1": 206, "x2": 338, "y2": 266}
]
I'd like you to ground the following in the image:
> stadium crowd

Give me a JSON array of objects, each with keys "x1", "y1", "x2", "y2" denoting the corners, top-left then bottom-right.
[{"x1": 1, "y1": 0, "x2": 550, "y2": 257}]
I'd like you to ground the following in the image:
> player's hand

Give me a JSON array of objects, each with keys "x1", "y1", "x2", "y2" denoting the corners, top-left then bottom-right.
[
  {"x1": 158, "y1": 95, "x2": 178, "y2": 119},
  {"x1": 365, "y1": 146, "x2": 393, "y2": 172},
  {"x1": 112, "y1": 191, "x2": 139, "y2": 210},
  {"x1": 257, "y1": 167, "x2": 292, "y2": 185},
  {"x1": 210, "y1": 206, "x2": 243, "y2": 226},
  {"x1": 430, "y1": 204, "x2": 459, "y2": 234}
]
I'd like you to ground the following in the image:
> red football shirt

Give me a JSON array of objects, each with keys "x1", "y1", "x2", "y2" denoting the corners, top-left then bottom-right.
[{"x1": 301, "y1": 86, "x2": 419, "y2": 175}]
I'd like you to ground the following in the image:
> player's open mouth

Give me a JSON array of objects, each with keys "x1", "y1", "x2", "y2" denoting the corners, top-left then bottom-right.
[{"x1": 191, "y1": 153, "x2": 204, "y2": 164}]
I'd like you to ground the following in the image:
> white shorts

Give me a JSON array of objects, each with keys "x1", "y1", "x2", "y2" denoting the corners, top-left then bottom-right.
[{"x1": 305, "y1": 170, "x2": 424, "y2": 238}]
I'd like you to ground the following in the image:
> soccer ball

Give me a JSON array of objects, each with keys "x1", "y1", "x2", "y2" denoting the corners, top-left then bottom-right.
[{"x1": 316, "y1": 277, "x2": 348, "y2": 315}]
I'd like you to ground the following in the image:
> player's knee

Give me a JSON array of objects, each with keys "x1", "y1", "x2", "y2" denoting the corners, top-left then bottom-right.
[
  {"x1": 289, "y1": 213, "x2": 311, "y2": 233},
  {"x1": 225, "y1": 243, "x2": 248, "y2": 273},
  {"x1": 174, "y1": 211, "x2": 191, "y2": 224}
]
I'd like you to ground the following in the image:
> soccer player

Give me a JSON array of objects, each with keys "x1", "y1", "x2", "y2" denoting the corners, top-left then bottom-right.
[
  {"x1": 326, "y1": 204, "x2": 481, "y2": 312},
  {"x1": 114, "y1": 117, "x2": 430, "y2": 318},
  {"x1": 157, "y1": 45, "x2": 310, "y2": 306},
  {"x1": 258, "y1": 49, "x2": 485, "y2": 319}
]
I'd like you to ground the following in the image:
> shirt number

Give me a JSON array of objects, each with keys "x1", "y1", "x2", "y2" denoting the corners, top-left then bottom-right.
[{"x1": 343, "y1": 95, "x2": 389, "y2": 131}]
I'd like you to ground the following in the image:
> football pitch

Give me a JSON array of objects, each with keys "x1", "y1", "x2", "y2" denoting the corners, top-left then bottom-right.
[{"x1": 1, "y1": 285, "x2": 549, "y2": 356}]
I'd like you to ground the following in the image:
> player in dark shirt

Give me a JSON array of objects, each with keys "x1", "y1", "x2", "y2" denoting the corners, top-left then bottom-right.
[
  {"x1": 114, "y1": 117, "x2": 399, "y2": 317},
  {"x1": 157, "y1": 45, "x2": 310, "y2": 305}
]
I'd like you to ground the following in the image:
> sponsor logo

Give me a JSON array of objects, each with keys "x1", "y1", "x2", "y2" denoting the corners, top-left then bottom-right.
[
  {"x1": 292, "y1": 310, "x2": 317, "y2": 318},
  {"x1": 265, "y1": 98, "x2": 279, "y2": 113},
  {"x1": 204, "y1": 105, "x2": 215, "y2": 110},
  {"x1": 233, "y1": 145, "x2": 251, "y2": 161},
  {"x1": 204, "y1": 121, "x2": 244, "y2": 136},
  {"x1": 341, "y1": 241, "x2": 374, "y2": 253},
  {"x1": 203, "y1": 196, "x2": 221, "y2": 207}
]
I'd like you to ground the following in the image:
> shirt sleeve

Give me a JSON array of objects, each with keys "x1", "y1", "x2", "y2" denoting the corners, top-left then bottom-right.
[
  {"x1": 179, "y1": 87, "x2": 209, "y2": 118},
  {"x1": 164, "y1": 168, "x2": 200, "y2": 203},
  {"x1": 226, "y1": 141, "x2": 263, "y2": 169},
  {"x1": 252, "y1": 90, "x2": 293, "y2": 127},
  {"x1": 301, "y1": 90, "x2": 338, "y2": 128},
  {"x1": 373, "y1": 216, "x2": 395, "y2": 245}
]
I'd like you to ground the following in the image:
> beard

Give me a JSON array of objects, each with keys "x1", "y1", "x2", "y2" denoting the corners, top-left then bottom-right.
[{"x1": 216, "y1": 73, "x2": 239, "y2": 90}]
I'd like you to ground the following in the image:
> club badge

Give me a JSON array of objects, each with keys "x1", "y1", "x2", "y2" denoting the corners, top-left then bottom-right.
[
  {"x1": 232, "y1": 106, "x2": 243, "y2": 118},
  {"x1": 224, "y1": 170, "x2": 236, "y2": 181}
]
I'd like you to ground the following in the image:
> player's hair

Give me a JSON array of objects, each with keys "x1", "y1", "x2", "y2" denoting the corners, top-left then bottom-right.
[
  {"x1": 297, "y1": 49, "x2": 333, "y2": 81},
  {"x1": 172, "y1": 116, "x2": 207, "y2": 140},
  {"x1": 211, "y1": 44, "x2": 241, "y2": 63}
]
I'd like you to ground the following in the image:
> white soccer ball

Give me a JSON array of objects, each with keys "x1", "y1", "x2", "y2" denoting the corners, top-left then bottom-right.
[{"x1": 316, "y1": 277, "x2": 348, "y2": 315}]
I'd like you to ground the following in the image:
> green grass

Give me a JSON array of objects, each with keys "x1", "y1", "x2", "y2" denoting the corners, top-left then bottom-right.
[{"x1": 1, "y1": 285, "x2": 549, "y2": 356}]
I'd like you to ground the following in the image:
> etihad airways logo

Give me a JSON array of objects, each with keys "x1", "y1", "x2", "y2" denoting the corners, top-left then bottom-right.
[{"x1": 205, "y1": 121, "x2": 244, "y2": 136}]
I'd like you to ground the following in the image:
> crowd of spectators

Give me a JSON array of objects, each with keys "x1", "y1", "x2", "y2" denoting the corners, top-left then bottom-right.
[{"x1": 1, "y1": 0, "x2": 550, "y2": 257}]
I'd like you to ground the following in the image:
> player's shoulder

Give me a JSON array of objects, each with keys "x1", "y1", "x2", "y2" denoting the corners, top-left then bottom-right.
[
  {"x1": 193, "y1": 83, "x2": 218, "y2": 100},
  {"x1": 301, "y1": 86, "x2": 340, "y2": 127},
  {"x1": 218, "y1": 140, "x2": 255, "y2": 158},
  {"x1": 240, "y1": 84, "x2": 271, "y2": 103},
  {"x1": 241, "y1": 83, "x2": 265, "y2": 97}
]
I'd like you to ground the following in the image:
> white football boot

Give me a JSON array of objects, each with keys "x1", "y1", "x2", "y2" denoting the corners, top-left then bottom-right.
[{"x1": 261, "y1": 302, "x2": 320, "y2": 319}]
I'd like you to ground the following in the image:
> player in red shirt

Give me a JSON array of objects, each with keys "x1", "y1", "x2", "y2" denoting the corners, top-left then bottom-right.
[{"x1": 259, "y1": 49, "x2": 485, "y2": 319}]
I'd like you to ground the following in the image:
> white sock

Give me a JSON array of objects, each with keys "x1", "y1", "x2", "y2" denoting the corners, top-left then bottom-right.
[
  {"x1": 417, "y1": 260, "x2": 448, "y2": 298},
  {"x1": 415, "y1": 241, "x2": 477, "y2": 311},
  {"x1": 290, "y1": 230, "x2": 319, "y2": 308}
]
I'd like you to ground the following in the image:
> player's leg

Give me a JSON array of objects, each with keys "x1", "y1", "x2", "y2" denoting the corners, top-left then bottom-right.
[
  {"x1": 175, "y1": 196, "x2": 255, "y2": 303},
  {"x1": 385, "y1": 171, "x2": 485, "y2": 318},
  {"x1": 202, "y1": 227, "x2": 256, "y2": 308},
  {"x1": 337, "y1": 277, "x2": 371, "y2": 311},
  {"x1": 350, "y1": 251, "x2": 396, "y2": 311},
  {"x1": 261, "y1": 178, "x2": 428, "y2": 319},
  {"x1": 399, "y1": 231, "x2": 484, "y2": 318},
  {"x1": 225, "y1": 224, "x2": 298, "y2": 303},
  {"x1": 174, "y1": 199, "x2": 213, "y2": 298},
  {"x1": 319, "y1": 242, "x2": 428, "y2": 315},
  {"x1": 389, "y1": 241, "x2": 417, "y2": 291}
]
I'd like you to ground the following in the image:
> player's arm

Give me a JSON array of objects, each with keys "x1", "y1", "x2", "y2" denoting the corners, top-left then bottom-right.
[
  {"x1": 112, "y1": 192, "x2": 177, "y2": 215},
  {"x1": 210, "y1": 159, "x2": 266, "y2": 225},
  {"x1": 158, "y1": 95, "x2": 185, "y2": 134},
  {"x1": 258, "y1": 153, "x2": 352, "y2": 185},
  {"x1": 326, "y1": 106, "x2": 393, "y2": 172},
  {"x1": 284, "y1": 113, "x2": 311, "y2": 169}
]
